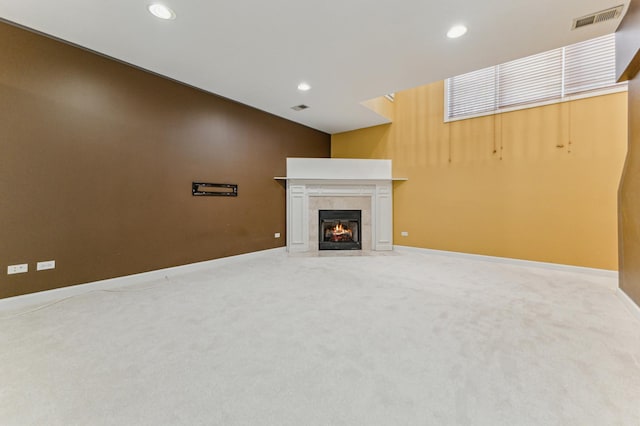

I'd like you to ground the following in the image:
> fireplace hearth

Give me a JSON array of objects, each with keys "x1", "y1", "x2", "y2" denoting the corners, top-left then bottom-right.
[{"x1": 319, "y1": 210, "x2": 362, "y2": 250}]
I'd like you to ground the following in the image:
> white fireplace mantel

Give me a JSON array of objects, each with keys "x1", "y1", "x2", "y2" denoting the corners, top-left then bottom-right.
[{"x1": 282, "y1": 158, "x2": 403, "y2": 253}]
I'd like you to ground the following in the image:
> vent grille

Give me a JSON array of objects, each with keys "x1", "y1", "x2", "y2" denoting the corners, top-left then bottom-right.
[
  {"x1": 575, "y1": 16, "x2": 596, "y2": 28},
  {"x1": 291, "y1": 104, "x2": 309, "y2": 111},
  {"x1": 572, "y1": 5, "x2": 624, "y2": 29}
]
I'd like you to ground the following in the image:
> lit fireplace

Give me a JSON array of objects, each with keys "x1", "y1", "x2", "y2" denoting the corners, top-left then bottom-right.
[{"x1": 319, "y1": 210, "x2": 361, "y2": 250}]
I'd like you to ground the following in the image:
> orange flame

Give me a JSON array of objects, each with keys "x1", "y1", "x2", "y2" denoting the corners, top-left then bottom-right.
[{"x1": 328, "y1": 222, "x2": 353, "y2": 241}]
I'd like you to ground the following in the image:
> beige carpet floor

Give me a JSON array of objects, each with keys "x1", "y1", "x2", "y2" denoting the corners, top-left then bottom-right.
[{"x1": 1, "y1": 248, "x2": 639, "y2": 425}]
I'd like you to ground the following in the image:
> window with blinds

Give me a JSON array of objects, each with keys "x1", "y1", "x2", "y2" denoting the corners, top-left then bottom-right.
[{"x1": 445, "y1": 34, "x2": 626, "y2": 121}]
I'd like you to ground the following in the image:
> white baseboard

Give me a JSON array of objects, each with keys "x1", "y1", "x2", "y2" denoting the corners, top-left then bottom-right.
[
  {"x1": 394, "y1": 245, "x2": 619, "y2": 283},
  {"x1": 2, "y1": 245, "x2": 624, "y2": 313},
  {"x1": 0, "y1": 247, "x2": 286, "y2": 312},
  {"x1": 617, "y1": 289, "x2": 640, "y2": 324}
]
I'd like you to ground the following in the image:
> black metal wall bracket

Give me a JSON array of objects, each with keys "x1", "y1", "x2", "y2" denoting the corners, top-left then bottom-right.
[{"x1": 192, "y1": 182, "x2": 238, "y2": 197}]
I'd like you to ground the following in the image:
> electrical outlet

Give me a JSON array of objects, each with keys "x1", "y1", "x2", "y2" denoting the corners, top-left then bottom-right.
[
  {"x1": 401, "y1": 231, "x2": 409, "y2": 237},
  {"x1": 8, "y1": 264, "x2": 28, "y2": 275},
  {"x1": 274, "y1": 233, "x2": 281, "y2": 238},
  {"x1": 37, "y1": 260, "x2": 56, "y2": 271}
]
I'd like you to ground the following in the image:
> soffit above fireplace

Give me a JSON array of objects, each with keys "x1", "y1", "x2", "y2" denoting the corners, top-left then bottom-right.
[{"x1": 275, "y1": 158, "x2": 407, "y2": 181}]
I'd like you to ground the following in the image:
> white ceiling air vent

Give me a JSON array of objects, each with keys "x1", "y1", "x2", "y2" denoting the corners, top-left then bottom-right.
[
  {"x1": 572, "y1": 5, "x2": 624, "y2": 29},
  {"x1": 291, "y1": 104, "x2": 309, "y2": 111}
]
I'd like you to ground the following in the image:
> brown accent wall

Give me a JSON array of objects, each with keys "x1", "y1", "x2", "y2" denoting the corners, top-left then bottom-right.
[
  {"x1": 0, "y1": 22, "x2": 330, "y2": 299},
  {"x1": 620, "y1": 76, "x2": 640, "y2": 306},
  {"x1": 617, "y1": 0, "x2": 640, "y2": 308}
]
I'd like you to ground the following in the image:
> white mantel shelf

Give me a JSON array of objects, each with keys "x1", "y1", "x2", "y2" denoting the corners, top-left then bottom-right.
[{"x1": 275, "y1": 177, "x2": 407, "y2": 181}]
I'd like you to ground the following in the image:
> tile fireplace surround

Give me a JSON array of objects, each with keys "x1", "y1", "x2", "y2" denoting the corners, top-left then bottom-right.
[{"x1": 282, "y1": 158, "x2": 396, "y2": 253}]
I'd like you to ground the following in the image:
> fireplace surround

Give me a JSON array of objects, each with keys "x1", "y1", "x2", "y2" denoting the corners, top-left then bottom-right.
[{"x1": 282, "y1": 158, "x2": 398, "y2": 253}]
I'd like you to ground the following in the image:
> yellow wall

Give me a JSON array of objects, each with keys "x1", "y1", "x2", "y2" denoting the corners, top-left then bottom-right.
[
  {"x1": 361, "y1": 96, "x2": 395, "y2": 121},
  {"x1": 332, "y1": 81, "x2": 627, "y2": 270}
]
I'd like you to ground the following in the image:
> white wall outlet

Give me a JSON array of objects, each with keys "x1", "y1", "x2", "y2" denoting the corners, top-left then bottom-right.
[
  {"x1": 8, "y1": 264, "x2": 28, "y2": 275},
  {"x1": 401, "y1": 231, "x2": 409, "y2": 237},
  {"x1": 37, "y1": 260, "x2": 56, "y2": 271},
  {"x1": 274, "y1": 233, "x2": 281, "y2": 238}
]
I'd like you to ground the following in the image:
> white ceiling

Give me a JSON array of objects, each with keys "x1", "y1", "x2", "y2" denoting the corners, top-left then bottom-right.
[{"x1": 0, "y1": 0, "x2": 629, "y2": 134}]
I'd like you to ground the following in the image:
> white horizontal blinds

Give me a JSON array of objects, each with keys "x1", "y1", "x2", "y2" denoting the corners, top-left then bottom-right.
[
  {"x1": 497, "y1": 48, "x2": 563, "y2": 108},
  {"x1": 564, "y1": 34, "x2": 616, "y2": 95},
  {"x1": 444, "y1": 33, "x2": 622, "y2": 121},
  {"x1": 447, "y1": 66, "x2": 496, "y2": 119}
]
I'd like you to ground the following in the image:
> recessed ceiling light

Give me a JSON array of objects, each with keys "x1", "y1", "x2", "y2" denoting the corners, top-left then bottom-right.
[
  {"x1": 148, "y1": 4, "x2": 176, "y2": 20},
  {"x1": 297, "y1": 82, "x2": 311, "y2": 92},
  {"x1": 447, "y1": 25, "x2": 467, "y2": 39}
]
